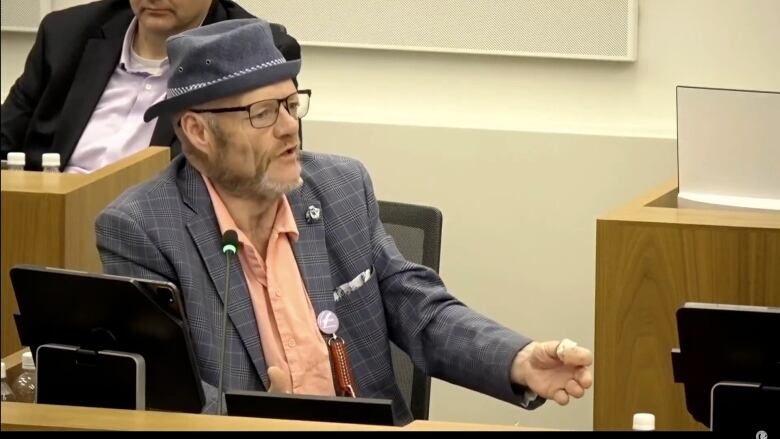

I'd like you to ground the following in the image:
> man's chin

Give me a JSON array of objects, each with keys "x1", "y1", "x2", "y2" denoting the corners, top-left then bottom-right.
[
  {"x1": 271, "y1": 158, "x2": 302, "y2": 186},
  {"x1": 259, "y1": 176, "x2": 303, "y2": 196},
  {"x1": 139, "y1": 18, "x2": 189, "y2": 37},
  {"x1": 287, "y1": 176, "x2": 304, "y2": 193}
]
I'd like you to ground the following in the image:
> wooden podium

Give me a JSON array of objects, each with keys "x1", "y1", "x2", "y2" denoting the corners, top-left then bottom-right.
[
  {"x1": 594, "y1": 179, "x2": 780, "y2": 431},
  {"x1": 1, "y1": 148, "x2": 170, "y2": 358}
]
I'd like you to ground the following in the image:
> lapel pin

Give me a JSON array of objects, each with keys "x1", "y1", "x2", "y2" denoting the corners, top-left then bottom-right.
[{"x1": 305, "y1": 205, "x2": 321, "y2": 223}]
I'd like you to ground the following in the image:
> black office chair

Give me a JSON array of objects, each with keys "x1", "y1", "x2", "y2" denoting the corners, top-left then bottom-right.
[{"x1": 377, "y1": 200, "x2": 443, "y2": 421}]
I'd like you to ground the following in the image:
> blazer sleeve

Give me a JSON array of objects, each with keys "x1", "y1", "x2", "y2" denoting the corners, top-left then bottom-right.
[
  {"x1": 0, "y1": 15, "x2": 51, "y2": 158},
  {"x1": 356, "y1": 161, "x2": 543, "y2": 409},
  {"x1": 94, "y1": 204, "x2": 175, "y2": 284}
]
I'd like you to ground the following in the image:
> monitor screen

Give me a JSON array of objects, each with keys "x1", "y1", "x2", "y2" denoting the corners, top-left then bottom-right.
[
  {"x1": 10, "y1": 265, "x2": 204, "y2": 413},
  {"x1": 672, "y1": 302, "x2": 780, "y2": 430}
]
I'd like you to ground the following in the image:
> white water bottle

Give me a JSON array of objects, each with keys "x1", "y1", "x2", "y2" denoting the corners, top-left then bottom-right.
[
  {"x1": 6, "y1": 152, "x2": 25, "y2": 171},
  {"x1": 1, "y1": 362, "x2": 16, "y2": 402},
  {"x1": 41, "y1": 153, "x2": 61, "y2": 173},
  {"x1": 11, "y1": 352, "x2": 36, "y2": 403},
  {"x1": 633, "y1": 413, "x2": 655, "y2": 431}
]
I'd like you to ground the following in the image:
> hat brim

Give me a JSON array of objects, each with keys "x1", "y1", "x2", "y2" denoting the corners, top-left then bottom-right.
[{"x1": 143, "y1": 59, "x2": 301, "y2": 122}]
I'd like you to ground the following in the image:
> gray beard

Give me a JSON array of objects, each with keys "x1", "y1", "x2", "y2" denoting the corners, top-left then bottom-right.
[
  {"x1": 209, "y1": 166, "x2": 303, "y2": 200},
  {"x1": 257, "y1": 174, "x2": 304, "y2": 196}
]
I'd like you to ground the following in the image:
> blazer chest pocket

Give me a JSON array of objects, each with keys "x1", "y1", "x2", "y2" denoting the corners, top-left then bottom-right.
[{"x1": 333, "y1": 267, "x2": 382, "y2": 312}]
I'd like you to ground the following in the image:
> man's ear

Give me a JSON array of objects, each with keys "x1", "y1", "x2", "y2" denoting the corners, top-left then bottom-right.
[{"x1": 179, "y1": 112, "x2": 213, "y2": 157}]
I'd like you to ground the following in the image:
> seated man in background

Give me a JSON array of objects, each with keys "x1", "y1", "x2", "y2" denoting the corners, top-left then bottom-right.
[
  {"x1": 94, "y1": 18, "x2": 593, "y2": 425},
  {"x1": 0, "y1": 0, "x2": 299, "y2": 172}
]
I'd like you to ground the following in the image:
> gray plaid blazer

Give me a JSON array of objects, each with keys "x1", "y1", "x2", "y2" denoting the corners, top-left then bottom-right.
[{"x1": 95, "y1": 152, "x2": 535, "y2": 424}]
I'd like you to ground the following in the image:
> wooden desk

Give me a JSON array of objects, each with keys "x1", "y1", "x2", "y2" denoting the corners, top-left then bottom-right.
[
  {"x1": 1, "y1": 148, "x2": 170, "y2": 357},
  {"x1": 594, "y1": 179, "x2": 780, "y2": 430},
  {"x1": 0, "y1": 351, "x2": 546, "y2": 431},
  {"x1": 0, "y1": 402, "x2": 544, "y2": 431}
]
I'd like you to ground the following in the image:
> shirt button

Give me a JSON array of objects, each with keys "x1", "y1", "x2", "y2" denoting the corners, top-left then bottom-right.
[
  {"x1": 145, "y1": 84, "x2": 152, "y2": 90},
  {"x1": 287, "y1": 339, "x2": 296, "y2": 348}
]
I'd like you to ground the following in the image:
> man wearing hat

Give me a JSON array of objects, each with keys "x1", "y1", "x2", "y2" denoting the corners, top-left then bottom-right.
[{"x1": 95, "y1": 18, "x2": 593, "y2": 424}]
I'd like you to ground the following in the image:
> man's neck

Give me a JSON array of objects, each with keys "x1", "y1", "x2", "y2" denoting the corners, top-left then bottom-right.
[
  {"x1": 132, "y1": 26, "x2": 170, "y2": 60},
  {"x1": 215, "y1": 184, "x2": 281, "y2": 256},
  {"x1": 132, "y1": 8, "x2": 211, "y2": 60}
]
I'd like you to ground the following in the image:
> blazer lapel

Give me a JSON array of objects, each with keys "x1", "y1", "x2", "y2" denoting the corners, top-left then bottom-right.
[
  {"x1": 54, "y1": 12, "x2": 131, "y2": 168},
  {"x1": 177, "y1": 162, "x2": 270, "y2": 388},
  {"x1": 287, "y1": 183, "x2": 336, "y2": 317}
]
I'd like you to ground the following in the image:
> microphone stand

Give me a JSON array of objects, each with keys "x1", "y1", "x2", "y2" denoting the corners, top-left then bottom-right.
[{"x1": 217, "y1": 231, "x2": 239, "y2": 415}]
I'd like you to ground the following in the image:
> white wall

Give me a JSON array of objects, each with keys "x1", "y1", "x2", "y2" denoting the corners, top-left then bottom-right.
[
  {"x1": 298, "y1": 0, "x2": 779, "y2": 136},
  {"x1": 1, "y1": 0, "x2": 778, "y2": 431}
]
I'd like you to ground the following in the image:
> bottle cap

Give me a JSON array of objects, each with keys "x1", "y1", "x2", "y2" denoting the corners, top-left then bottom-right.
[
  {"x1": 633, "y1": 413, "x2": 655, "y2": 431},
  {"x1": 21, "y1": 352, "x2": 35, "y2": 370},
  {"x1": 1, "y1": 362, "x2": 6, "y2": 379},
  {"x1": 7, "y1": 152, "x2": 25, "y2": 166},
  {"x1": 42, "y1": 153, "x2": 61, "y2": 168}
]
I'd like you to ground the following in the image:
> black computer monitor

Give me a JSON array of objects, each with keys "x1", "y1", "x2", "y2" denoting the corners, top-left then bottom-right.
[
  {"x1": 10, "y1": 265, "x2": 204, "y2": 413},
  {"x1": 671, "y1": 302, "x2": 780, "y2": 433},
  {"x1": 225, "y1": 390, "x2": 396, "y2": 426}
]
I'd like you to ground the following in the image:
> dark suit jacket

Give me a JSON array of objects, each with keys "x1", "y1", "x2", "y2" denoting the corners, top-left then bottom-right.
[
  {"x1": 95, "y1": 152, "x2": 537, "y2": 424},
  {"x1": 0, "y1": 0, "x2": 300, "y2": 171}
]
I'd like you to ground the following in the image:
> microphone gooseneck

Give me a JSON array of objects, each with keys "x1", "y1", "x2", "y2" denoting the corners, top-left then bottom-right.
[{"x1": 217, "y1": 230, "x2": 239, "y2": 415}]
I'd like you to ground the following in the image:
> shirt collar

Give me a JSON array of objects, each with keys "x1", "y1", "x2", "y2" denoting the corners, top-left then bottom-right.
[{"x1": 201, "y1": 173, "x2": 300, "y2": 244}]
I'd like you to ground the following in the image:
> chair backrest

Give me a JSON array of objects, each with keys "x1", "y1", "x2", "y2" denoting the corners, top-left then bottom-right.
[{"x1": 377, "y1": 200, "x2": 443, "y2": 421}]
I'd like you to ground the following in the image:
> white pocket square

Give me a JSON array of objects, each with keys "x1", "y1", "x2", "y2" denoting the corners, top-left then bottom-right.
[{"x1": 333, "y1": 268, "x2": 373, "y2": 302}]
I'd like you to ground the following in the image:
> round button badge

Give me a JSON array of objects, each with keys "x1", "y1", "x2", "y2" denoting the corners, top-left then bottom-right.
[{"x1": 317, "y1": 310, "x2": 339, "y2": 335}]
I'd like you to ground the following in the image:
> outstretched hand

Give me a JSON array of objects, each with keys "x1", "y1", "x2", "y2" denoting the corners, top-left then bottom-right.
[{"x1": 511, "y1": 339, "x2": 593, "y2": 405}]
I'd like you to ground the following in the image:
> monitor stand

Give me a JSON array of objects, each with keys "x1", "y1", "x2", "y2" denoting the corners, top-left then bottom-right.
[
  {"x1": 710, "y1": 381, "x2": 779, "y2": 433},
  {"x1": 35, "y1": 343, "x2": 146, "y2": 410}
]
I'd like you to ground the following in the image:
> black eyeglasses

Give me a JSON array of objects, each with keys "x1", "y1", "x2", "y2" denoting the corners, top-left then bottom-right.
[{"x1": 190, "y1": 90, "x2": 311, "y2": 128}]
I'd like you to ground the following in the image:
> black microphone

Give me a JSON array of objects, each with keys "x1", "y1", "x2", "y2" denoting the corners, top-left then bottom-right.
[{"x1": 217, "y1": 230, "x2": 239, "y2": 415}]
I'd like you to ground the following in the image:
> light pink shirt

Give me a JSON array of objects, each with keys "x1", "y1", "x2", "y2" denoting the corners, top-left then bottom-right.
[
  {"x1": 65, "y1": 18, "x2": 169, "y2": 174},
  {"x1": 203, "y1": 175, "x2": 336, "y2": 396}
]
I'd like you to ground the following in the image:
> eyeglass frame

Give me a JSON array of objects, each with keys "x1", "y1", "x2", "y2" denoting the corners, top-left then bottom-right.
[{"x1": 187, "y1": 89, "x2": 311, "y2": 128}]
